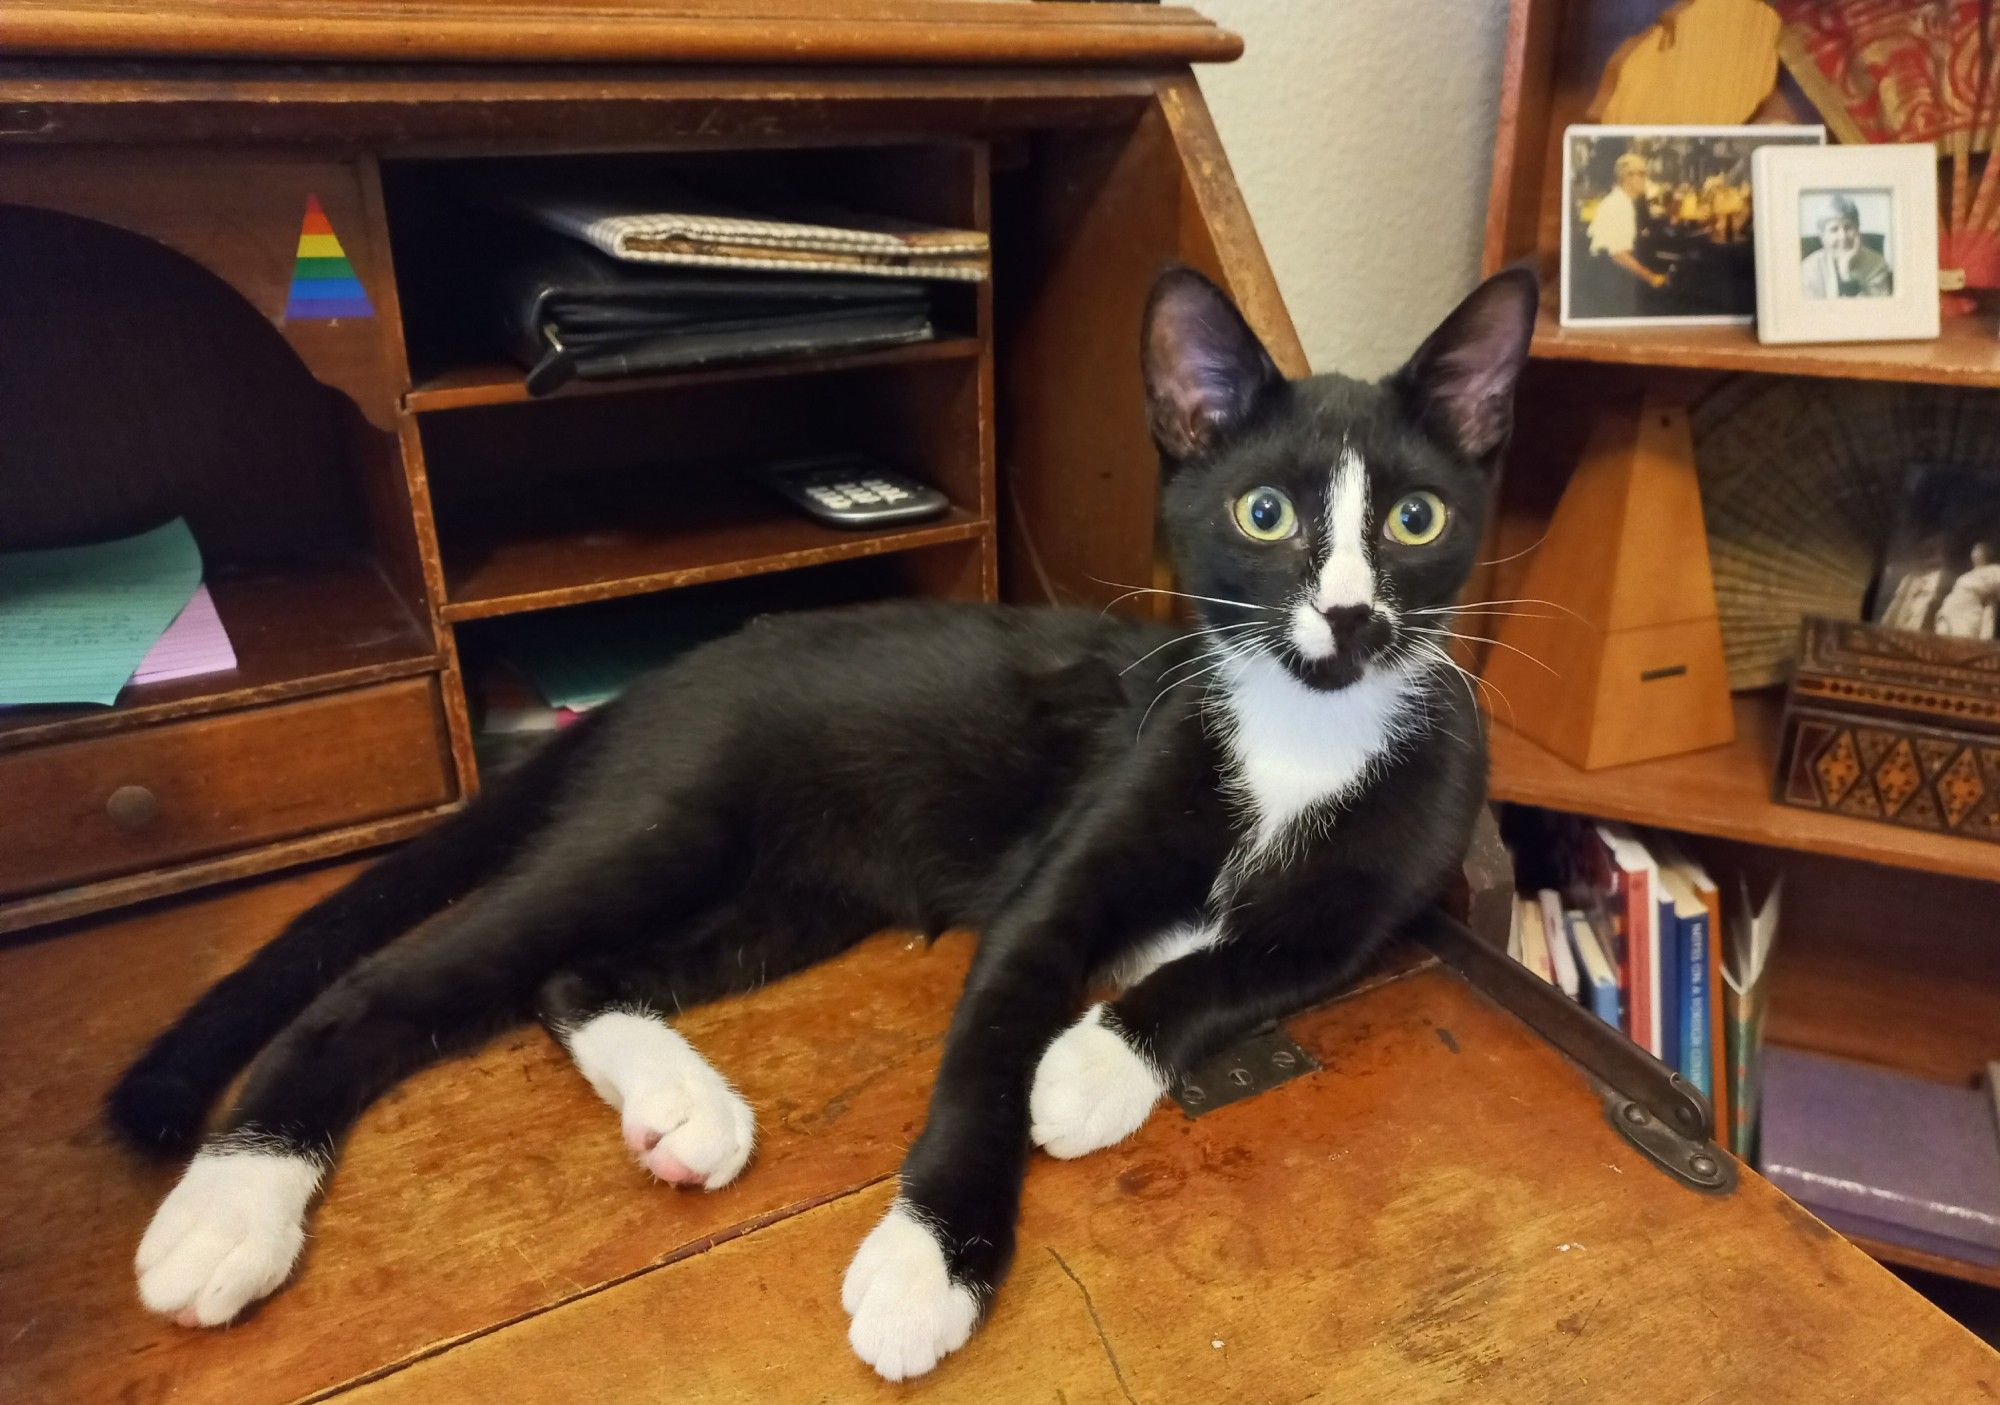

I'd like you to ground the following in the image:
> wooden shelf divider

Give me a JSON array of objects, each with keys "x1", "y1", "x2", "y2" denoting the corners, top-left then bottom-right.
[
  {"x1": 440, "y1": 509, "x2": 989, "y2": 622},
  {"x1": 1487, "y1": 690, "x2": 2000, "y2": 886},
  {"x1": 1530, "y1": 305, "x2": 2000, "y2": 389},
  {"x1": 405, "y1": 337, "x2": 984, "y2": 414}
]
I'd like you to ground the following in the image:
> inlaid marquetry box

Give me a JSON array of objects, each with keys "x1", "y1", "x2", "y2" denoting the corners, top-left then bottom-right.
[{"x1": 1776, "y1": 617, "x2": 2000, "y2": 844}]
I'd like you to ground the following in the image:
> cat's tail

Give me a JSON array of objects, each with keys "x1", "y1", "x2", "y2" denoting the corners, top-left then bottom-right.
[{"x1": 105, "y1": 715, "x2": 603, "y2": 1158}]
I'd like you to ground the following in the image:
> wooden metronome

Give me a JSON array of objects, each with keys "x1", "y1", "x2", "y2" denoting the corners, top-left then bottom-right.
[{"x1": 1481, "y1": 389, "x2": 1735, "y2": 770}]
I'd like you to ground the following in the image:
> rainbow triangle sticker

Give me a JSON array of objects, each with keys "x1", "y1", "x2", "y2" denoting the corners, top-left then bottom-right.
[{"x1": 284, "y1": 196, "x2": 374, "y2": 322}]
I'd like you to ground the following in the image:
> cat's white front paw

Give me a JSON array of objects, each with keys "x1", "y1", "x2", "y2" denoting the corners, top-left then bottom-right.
[
  {"x1": 842, "y1": 1201, "x2": 980, "y2": 1381},
  {"x1": 1030, "y1": 1004, "x2": 1166, "y2": 1160},
  {"x1": 564, "y1": 1009, "x2": 755, "y2": 1189},
  {"x1": 135, "y1": 1144, "x2": 322, "y2": 1327}
]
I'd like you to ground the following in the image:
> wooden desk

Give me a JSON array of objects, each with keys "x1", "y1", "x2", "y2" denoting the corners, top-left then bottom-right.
[
  {"x1": 1, "y1": 863, "x2": 1992, "y2": 1402},
  {"x1": 0, "y1": 2, "x2": 1298, "y2": 934}
]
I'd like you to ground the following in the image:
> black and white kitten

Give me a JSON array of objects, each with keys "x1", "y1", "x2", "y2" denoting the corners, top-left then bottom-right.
[{"x1": 110, "y1": 266, "x2": 1536, "y2": 1376}]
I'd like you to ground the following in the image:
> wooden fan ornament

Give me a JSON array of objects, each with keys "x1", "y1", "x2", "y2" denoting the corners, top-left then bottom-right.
[{"x1": 1694, "y1": 376, "x2": 2000, "y2": 688}]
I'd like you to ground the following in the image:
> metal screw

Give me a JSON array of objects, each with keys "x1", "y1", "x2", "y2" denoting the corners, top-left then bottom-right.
[
  {"x1": 1228, "y1": 1068, "x2": 1252, "y2": 1087},
  {"x1": 1622, "y1": 1103, "x2": 1648, "y2": 1127},
  {"x1": 1272, "y1": 1051, "x2": 1296, "y2": 1069},
  {"x1": 1690, "y1": 1154, "x2": 1717, "y2": 1178},
  {"x1": 1182, "y1": 1086, "x2": 1206, "y2": 1103}
]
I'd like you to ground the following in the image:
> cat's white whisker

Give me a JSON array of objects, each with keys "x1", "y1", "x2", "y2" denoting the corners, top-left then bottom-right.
[
  {"x1": 1404, "y1": 624, "x2": 1557, "y2": 677},
  {"x1": 1089, "y1": 577, "x2": 1280, "y2": 616},
  {"x1": 1117, "y1": 620, "x2": 1266, "y2": 676},
  {"x1": 1476, "y1": 528, "x2": 1551, "y2": 568}
]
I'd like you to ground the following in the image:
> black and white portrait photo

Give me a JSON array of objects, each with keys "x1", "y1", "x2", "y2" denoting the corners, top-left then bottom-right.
[
  {"x1": 1800, "y1": 189, "x2": 1893, "y2": 300},
  {"x1": 1874, "y1": 464, "x2": 2000, "y2": 640},
  {"x1": 1559, "y1": 124, "x2": 1824, "y2": 327}
]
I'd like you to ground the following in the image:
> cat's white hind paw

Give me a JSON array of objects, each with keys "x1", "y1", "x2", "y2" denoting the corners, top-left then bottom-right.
[
  {"x1": 1030, "y1": 1004, "x2": 1166, "y2": 1160},
  {"x1": 842, "y1": 1201, "x2": 980, "y2": 1381},
  {"x1": 563, "y1": 1009, "x2": 755, "y2": 1190},
  {"x1": 135, "y1": 1145, "x2": 322, "y2": 1327}
]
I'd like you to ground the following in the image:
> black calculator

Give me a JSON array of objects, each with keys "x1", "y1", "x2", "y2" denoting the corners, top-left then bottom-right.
[{"x1": 754, "y1": 453, "x2": 951, "y2": 529}]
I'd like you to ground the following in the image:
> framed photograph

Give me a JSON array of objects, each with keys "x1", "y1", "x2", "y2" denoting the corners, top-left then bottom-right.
[
  {"x1": 1872, "y1": 463, "x2": 2000, "y2": 639},
  {"x1": 1752, "y1": 143, "x2": 1940, "y2": 345},
  {"x1": 1559, "y1": 123, "x2": 1825, "y2": 328}
]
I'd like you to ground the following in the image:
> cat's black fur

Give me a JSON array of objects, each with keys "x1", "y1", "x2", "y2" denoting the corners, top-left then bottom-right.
[{"x1": 110, "y1": 265, "x2": 1537, "y2": 1369}]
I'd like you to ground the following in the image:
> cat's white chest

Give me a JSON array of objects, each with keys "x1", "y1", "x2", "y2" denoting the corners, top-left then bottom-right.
[{"x1": 1214, "y1": 653, "x2": 1416, "y2": 859}]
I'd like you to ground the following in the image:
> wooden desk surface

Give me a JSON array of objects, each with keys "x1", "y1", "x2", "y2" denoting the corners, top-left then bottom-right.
[{"x1": 1, "y1": 864, "x2": 1993, "y2": 1403}]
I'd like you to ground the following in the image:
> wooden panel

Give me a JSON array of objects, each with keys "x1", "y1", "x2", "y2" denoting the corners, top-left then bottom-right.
[
  {"x1": 0, "y1": 0, "x2": 1242, "y2": 66},
  {"x1": 0, "y1": 864, "x2": 979, "y2": 1405},
  {"x1": 0, "y1": 678, "x2": 452, "y2": 899},
  {"x1": 1489, "y1": 690, "x2": 2000, "y2": 885},
  {"x1": 346, "y1": 969, "x2": 1999, "y2": 1403},
  {"x1": 1156, "y1": 73, "x2": 1308, "y2": 377},
  {"x1": 0, "y1": 807, "x2": 452, "y2": 937},
  {"x1": 998, "y1": 109, "x2": 1180, "y2": 609},
  {"x1": 0, "y1": 70, "x2": 1159, "y2": 152},
  {"x1": 0, "y1": 150, "x2": 405, "y2": 429}
]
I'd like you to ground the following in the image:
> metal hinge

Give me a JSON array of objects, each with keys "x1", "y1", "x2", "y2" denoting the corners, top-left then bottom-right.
[
  {"x1": 1171, "y1": 1026, "x2": 1320, "y2": 1118},
  {"x1": 1410, "y1": 907, "x2": 1737, "y2": 1195}
]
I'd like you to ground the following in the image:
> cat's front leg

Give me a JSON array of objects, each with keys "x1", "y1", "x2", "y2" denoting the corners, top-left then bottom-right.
[
  {"x1": 841, "y1": 936, "x2": 1085, "y2": 1380},
  {"x1": 1031, "y1": 875, "x2": 1405, "y2": 1160}
]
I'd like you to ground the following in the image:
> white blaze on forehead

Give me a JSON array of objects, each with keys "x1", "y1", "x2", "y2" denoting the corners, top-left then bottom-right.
[{"x1": 1313, "y1": 446, "x2": 1373, "y2": 613}]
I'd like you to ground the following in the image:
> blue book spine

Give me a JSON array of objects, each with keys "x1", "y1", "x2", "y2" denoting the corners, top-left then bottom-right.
[
  {"x1": 1588, "y1": 968, "x2": 1621, "y2": 1029},
  {"x1": 1657, "y1": 895, "x2": 1682, "y2": 1074},
  {"x1": 1681, "y1": 906, "x2": 1711, "y2": 1095}
]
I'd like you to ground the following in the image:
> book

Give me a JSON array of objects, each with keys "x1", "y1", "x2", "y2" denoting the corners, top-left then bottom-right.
[
  {"x1": 1506, "y1": 896, "x2": 1525, "y2": 964},
  {"x1": 1655, "y1": 876, "x2": 1683, "y2": 1074},
  {"x1": 1655, "y1": 864, "x2": 1710, "y2": 1094},
  {"x1": 1760, "y1": 1047, "x2": 2000, "y2": 1268},
  {"x1": 1723, "y1": 876, "x2": 1782, "y2": 1159},
  {"x1": 1596, "y1": 824, "x2": 1661, "y2": 1057},
  {"x1": 1537, "y1": 888, "x2": 1580, "y2": 999},
  {"x1": 1651, "y1": 839, "x2": 1718, "y2": 1105},
  {"x1": 1518, "y1": 896, "x2": 1555, "y2": 984},
  {"x1": 1664, "y1": 844, "x2": 1729, "y2": 1134},
  {"x1": 1567, "y1": 910, "x2": 1622, "y2": 1028}
]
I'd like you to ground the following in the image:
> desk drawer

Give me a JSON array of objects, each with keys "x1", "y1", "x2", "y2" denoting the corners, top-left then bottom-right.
[{"x1": 0, "y1": 678, "x2": 453, "y2": 900}]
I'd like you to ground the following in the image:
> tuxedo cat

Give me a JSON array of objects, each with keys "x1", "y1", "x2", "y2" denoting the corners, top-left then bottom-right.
[{"x1": 110, "y1": 265, "x2": 1536, "y2": 1379}]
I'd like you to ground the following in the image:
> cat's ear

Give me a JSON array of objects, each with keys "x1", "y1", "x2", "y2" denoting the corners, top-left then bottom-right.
[
  {"x1": 1392, "y1": 267, "x2": 1539, "y2": 464},
  {"x1": 1141, "y1": 267, "x2": 1284, "y2": 463}
]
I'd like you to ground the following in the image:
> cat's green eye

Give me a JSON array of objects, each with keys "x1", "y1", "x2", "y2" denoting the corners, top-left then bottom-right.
[
  {"x1": 1231, "y1": 487, "x2": 1298, "y2": 542},
  {"x1": 1384, "y1": 491, "x2": 1448, "y2": 547}
]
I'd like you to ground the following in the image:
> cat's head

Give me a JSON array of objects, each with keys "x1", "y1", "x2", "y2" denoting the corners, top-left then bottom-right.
[{"x1": 1142, "y1": 266, "x2": 1537, "y2": 693}]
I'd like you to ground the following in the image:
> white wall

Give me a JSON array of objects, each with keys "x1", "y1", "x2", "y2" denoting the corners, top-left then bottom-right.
[{"x1": 1197, "y1": 0, "x2": 1512, "y2": 379}]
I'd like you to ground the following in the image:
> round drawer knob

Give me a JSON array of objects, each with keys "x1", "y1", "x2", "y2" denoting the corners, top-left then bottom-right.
[{"x1": 106, "y1": 784, "x2": 160, "y2": 832}]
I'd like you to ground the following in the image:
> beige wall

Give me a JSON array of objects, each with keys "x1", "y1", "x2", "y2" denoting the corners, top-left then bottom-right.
[{"x1": 1197, "y1": 0, "x2": 1511, "y2": 379}]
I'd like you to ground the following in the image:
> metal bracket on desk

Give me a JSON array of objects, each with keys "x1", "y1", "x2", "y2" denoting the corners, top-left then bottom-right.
[{"x1": 1410, "y1": 907, "x2": 1737, "y2": 1196}]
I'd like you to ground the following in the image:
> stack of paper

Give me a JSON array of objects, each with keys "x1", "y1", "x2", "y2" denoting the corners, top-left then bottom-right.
[{"x1": 0, "y1": 518, "x2": 235, "y2": 708}]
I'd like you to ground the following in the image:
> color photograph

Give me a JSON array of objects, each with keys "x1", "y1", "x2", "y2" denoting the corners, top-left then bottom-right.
[{"x1": 1560, "y1": 124, "x2": 1824, "y2": 326}]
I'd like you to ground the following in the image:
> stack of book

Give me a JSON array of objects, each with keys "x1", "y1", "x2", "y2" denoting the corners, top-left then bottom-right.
[{"x1": 1502, "y1": 813, "x2": 1780, "y2": 1158}]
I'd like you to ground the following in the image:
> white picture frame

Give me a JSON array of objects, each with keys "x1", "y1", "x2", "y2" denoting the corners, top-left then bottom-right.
[
  {"x1": 1752, "y1": 143, "x2": 1940, "y2": 345},
  {"x1": 1558, "y1": 123, "x2": 1825, "y2": 329}
]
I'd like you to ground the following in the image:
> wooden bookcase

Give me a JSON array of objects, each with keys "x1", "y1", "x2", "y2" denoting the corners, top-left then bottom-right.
[
  {"x1": 1481, "y1": 0, "x2": 2000, "y2": 1290},
  {"x1": 0, "y1": 8, "x2": 1304, "y2": 935}
]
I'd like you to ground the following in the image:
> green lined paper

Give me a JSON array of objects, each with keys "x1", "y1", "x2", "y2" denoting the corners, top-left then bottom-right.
[{"x1": 0, "y1": 519, "x2": 204, "y2": 706}]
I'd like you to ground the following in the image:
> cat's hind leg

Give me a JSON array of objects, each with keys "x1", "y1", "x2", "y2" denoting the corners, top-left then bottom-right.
[
  {"x1": 136, "y1": 808, "x2": 726, "y2": 1327},
  {"x1": 538, "y1": 966, "x2": 755, "y2": 1191},
  {"x1": 535, "y1": 891, "x2": 884, "y2": 1190}
]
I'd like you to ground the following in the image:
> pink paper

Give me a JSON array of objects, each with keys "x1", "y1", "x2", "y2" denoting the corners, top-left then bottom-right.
[{"x1": 131, "y1": 584, "x2": 237, "y2": 686}]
